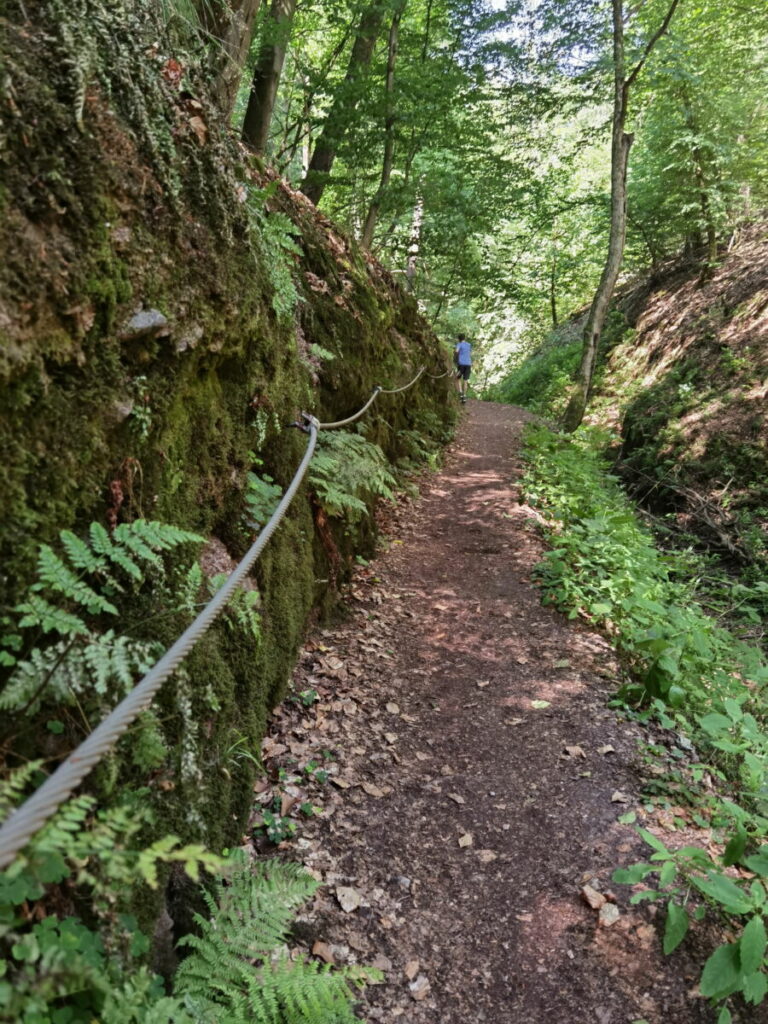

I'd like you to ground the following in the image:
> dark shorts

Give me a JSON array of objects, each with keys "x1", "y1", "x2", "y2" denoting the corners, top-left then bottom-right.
[{"x1": 455, "y1": 364, "x2": 471, "y2": 380}]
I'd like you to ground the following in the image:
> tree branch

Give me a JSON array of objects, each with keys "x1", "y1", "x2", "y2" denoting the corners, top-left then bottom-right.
[{"x1": 625, "y1": 0, "x2": 683, "y2": 90}]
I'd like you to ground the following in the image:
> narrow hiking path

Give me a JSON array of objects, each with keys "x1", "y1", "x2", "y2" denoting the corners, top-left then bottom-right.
[{"x1": 256, "y1": 401, "x2": 718, "y2": 1023}]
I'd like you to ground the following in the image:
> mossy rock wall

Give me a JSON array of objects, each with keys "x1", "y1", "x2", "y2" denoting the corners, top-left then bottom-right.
[{"x1": 0, "y1": 3, "x2": 454, "y2": 865}]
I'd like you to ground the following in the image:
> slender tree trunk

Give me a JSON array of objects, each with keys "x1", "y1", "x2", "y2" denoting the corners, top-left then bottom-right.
[
  {"x1": 197, "y1": 0, "x2": 262, "y2": 118},
  {"x1": 301, "y1": 1, "x2": 387, "y2": 206},
  {"x1": 562, "y1": 0, "x2": 681, "y2": 432},
  {"x1": 361, "y1": 0, "x2": 406, "y2": 249},
  {"x1": 549, "y1": 240, "x2": 558, "y2": 328},
  {"x1": 242, "y1": 0, "x2": 298, "y2": 153},
  {"x1": 405, "y1": 193, "x2": 424, "y2": 291}
]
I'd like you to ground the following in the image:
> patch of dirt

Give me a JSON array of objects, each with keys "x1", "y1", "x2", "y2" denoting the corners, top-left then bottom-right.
[{"x1": 252, "y1": 400, "x2": 754, "y2": 1023}]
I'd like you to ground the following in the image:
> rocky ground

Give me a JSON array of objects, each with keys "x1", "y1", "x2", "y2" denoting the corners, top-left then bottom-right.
[{"x1": 248, "y1": 400, "x2": 754, "y2": 1024}]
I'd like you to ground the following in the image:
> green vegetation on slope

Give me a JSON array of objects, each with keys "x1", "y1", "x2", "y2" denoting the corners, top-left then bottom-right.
[{"x1": 522, "y1": 424, "x2": 768, "y2": 1019}]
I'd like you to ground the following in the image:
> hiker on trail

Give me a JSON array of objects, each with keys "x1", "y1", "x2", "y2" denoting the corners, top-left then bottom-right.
[{"x1": 454, "y1": 334, "x2": 472, "y2": 404}]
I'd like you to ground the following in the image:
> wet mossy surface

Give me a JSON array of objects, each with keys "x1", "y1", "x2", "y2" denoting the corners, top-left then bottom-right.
[{"x1": 0, "y1": 6, "x2": 455, "y2": 916}]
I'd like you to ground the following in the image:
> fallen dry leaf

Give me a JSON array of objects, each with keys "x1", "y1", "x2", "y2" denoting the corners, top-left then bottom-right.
[
  {"x1": 598, "y1": 744, "x2": 616, "y2": 755},
  {"x1": 409, "y1": 974, "x2": 431, "y2": 1001},
  {"x1": 458, "y1": 833, "x2": 473, "y2": 848},
  {"x1": 477, "y1": 680, "x2": 490, "y2": 688},
  {"x1": 564, "y1": 745, "x2": 587, "y2": 759},
  {"x1": 404, "y1": 960, "x2": 420, "y2": 980},
  {"x1": 448, "y1": 793, "x2": 466, "y2": 805},
  {"x1": 477, "y1": 849, "x2": 498, "y2": 864},
  {"x1": 362, "y1": 781, "x2": 385, "y2": 798},
  {"x1": 386, "y1": 702, "x2": 400, "y2": 714},
  {"x1": 611, "y1": 791, "x2": 630, "y2": 804},
  {"x1": 312, "y1": 941, "x2": 335, "y2": 964},
  {"x1": 335, "y1": 887, "x2": 361, "y2": 913}
]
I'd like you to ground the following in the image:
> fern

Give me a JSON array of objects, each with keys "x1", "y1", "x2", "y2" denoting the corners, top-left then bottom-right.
[
  {"x1": 1, "y1": 519, "x2": 204, "y2": 717},
  {"x1": 176, "y1": 853, "x2": 371, "y2": 1023},
  {"x1": 309, "y1": 431, "x2": 396, "y2": 521}
]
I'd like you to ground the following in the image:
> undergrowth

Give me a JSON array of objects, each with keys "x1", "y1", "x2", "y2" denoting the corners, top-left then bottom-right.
[
  {"x1": 522, "y1": 423, "x2": 768, "y2": 1020},
  {"x1": 0, "y1": 768, "x2": 371, "y2": 1023}
]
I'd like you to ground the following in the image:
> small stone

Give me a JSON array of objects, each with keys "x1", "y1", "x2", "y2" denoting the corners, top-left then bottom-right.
[
  {"x1": 581, "y1": 884, "x2": 606, "y2": 910},
  {"x1": 122, "y1": 307, "x2": 169, "y2": 338},
  {"x1": 598, "y1": 902, "x2": 621, "y2": 927},
  {"x1": 335, "y1": 887, "x2": 361, "y2": 913}
]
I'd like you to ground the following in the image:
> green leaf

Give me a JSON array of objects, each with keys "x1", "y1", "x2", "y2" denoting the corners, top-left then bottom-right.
[
  {"x1": 743, "y1": 971, "x2": 768, "y2": 1005},
  {"x1": 618, "y1": 811, "x2": 636, "y2": 825},
  {"x1": 659, "y1": 860, "x2": 677, "y2": 886},
  {"x1": 723, "y1": 829, "x2": 747, "y2": 867},
  {"x1": 740, "y1": 916, "x2": 767, "y2": 975},
  {"x1": 531, "y1": 700, "x2": 550, "y2": 709},
  {"x1": 663, "y1": 901, "x2": 689, "y2": 954},
  {"x1": 693, "y1": 873, "x2": 752, "y2": 914},
  {"x1": 699, "y1": 942, "x2": 742, "y2": 999},
  {"x1": 46, "y1": 719, "x2": 65, "y2": 735},
  {"x1": 612, "y1": 863, "x2": 653, "y2": 885},
  {"x1": 745, "y1": 850, "x2": 768, "y2": 877},
  {"x1": 698, "y1": 713, "x2": 733, "y2": 735},
  {"x1": 716, "y1": 1007, "x2": 732, "y2": 1024},
  {"x1": 637, "y1": 828, "x2": 669, "y2": 855}
]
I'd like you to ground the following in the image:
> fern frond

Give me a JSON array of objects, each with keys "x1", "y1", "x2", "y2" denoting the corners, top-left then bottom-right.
[
  {"x1": 0, "y1": 760, "x2": 45, "y2": 819},
  {"x1": 33, "y1": 545, "x2": 118, "y2": 616},
  {"x1": 89, "y1": 522, "x2": 143, "y2": 581},
  {"x1": 59, "y1": 529, "x2": 108, "y2": 575},
  {"x1": 15, "y1": 595, "x2": 89, "y2": 637}
]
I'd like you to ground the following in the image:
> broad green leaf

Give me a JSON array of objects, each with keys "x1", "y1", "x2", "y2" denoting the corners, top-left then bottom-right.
[
  {"x1": 612, "y1": 863, "x2": 653, "y2": 885},
  {"x1": 659, "y1": 860, "x2": 676, "y2": 886},
  {"x1": 699, "y1": 943, "x2": 742, "y2": 999},
  {"x1": 716, "y1": 1008, "x2": 732, "y2": 1024},
  {"x1": 663, "y1": 901, "x2": 689, "y2": 954},
  {"x1": 743, "y1": 971, "x2": 768, "y2": 1005},
  {"x1": 745, "y1": 851, "x2": 768, "y2": 878},
  {"x1": 723, "y1": 830, "x2": 747, "y2": 867},
  {"x1": 637, "y1": 828, "x2": 669, "y2": 856},
  {"x1": 693, "y1": 873, "x2": 752, "y2": 914},
  {"x1": 740, "y1": 916, "x2": 767, "y2": 975},
  {"x1": 698, "y1": 713, "x2": 732, "y2": 735}
]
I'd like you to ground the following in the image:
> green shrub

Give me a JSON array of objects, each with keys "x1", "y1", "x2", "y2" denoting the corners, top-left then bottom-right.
[{"x1": 521, "y1": 423, "x2": 768, "y2": 1019}]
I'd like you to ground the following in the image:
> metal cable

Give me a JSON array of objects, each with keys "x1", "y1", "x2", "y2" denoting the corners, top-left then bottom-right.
[
  {"x1": 315, "y1": 388, "x2": 382, "y2": 430},
  {"x1": 0, "y1": 422, "x2": 319, "y2": 869},
  {"x1": 0, "y1": 357, "x2": 442, "y2": 868},
  {"x1": 378, "y1": 365, "x2": 425, "y2": 394}
]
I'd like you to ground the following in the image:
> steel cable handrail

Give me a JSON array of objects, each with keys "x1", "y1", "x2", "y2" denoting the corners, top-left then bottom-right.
[
  {"x1": 378, "y1": 365, "x2": 425, "y2": 394},
  {"x1": 0, "y1": 360, "x2": 437, "y2": 869},
  {"x1": 0, "y1": 421, "x2": 320, "y2": 869}
]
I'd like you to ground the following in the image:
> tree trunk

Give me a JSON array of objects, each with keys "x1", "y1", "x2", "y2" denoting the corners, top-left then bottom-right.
[
  {"x1": 242, "y1": 0, "x2": 298, "y2": 153},
  {"x1": 549, "y1": 241, "x2": 558, "y2": 328},
  {"x1": 197, "y1": 0, "x2": 262, "y2": 118},
  {"x1": 301, "y1": 1, "x2": 387, "y2": 206},
  {"x1": 361, "y1": 0, "x2": 406, "y2": 249},
  {"x1": 562, "y1": 0, "x2": 681, "y2": 432},
  {"x1": 405, "y1": 194, "x2": 424, "y2": 291}
]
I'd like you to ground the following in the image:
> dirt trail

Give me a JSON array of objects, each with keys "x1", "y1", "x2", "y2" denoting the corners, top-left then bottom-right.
[{"x1": 262, "y1": 401, "x2": 719, "y2": 1023}]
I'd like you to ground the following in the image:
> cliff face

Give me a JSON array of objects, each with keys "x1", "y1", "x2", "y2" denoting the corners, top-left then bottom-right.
[{"x1": 0, "y1": 2, "x2": 453, "y2": 864}]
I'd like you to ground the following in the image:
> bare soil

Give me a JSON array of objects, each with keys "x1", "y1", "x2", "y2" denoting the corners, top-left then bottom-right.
[{"x1": 254, "y1": 400, "x2": 757, "y2": 1024}]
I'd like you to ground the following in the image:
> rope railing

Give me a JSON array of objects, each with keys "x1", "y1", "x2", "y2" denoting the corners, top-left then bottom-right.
[{"x1": 0, "y1": 364, "x2": 438, "y2": 870}]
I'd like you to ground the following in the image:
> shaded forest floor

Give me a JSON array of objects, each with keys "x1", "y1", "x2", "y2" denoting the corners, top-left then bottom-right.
[{"x1": 252, "y1": 401, "x2": 743, "y2": 1023}]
